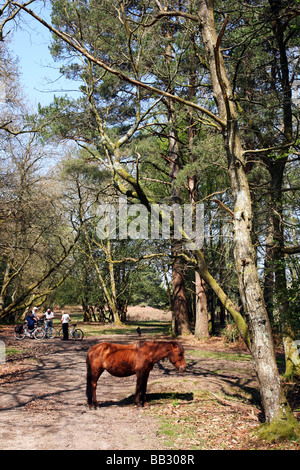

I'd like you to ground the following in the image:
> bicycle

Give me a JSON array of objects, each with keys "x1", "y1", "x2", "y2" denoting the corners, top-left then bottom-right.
[
  {"x1": 14, "y1": 321, "x2": 45, "y2": 341},
  {"x1": 58, "y1": 323, "x2": 84, "y2": 341}
]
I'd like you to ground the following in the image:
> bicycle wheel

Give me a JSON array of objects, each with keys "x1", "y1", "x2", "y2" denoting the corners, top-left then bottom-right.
[
  {"x1": 34, "y1": 326, "x2": 45, "y2": 340},
  {"x1": 73, "y1": 328, "x2": 84, "y2": 341},
  {"x1": 58, "y1": 327, "x2": 71, "y2": 340},
  {"x1": 14, "y1": 329, "x2": 26, "y2": 340}
]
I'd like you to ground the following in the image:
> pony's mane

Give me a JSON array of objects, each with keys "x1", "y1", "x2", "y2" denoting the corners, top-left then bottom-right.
[
  {"x1": 134, "y1": 340, "x2": 184, "y2": 353},
  {"x1": 171, "y1": 340, "x2": 184, "y2": 353}
]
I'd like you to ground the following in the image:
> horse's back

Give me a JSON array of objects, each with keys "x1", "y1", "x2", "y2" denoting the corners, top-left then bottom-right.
[
  {"x1": 88, "y1": 342, "x2": 142, "y2": 377},
  {"x1": 89, "y1": 342, "x2": 139, "y2": 356}
]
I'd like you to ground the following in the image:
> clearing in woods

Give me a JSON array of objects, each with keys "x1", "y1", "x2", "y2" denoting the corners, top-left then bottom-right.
[{"x1": 0, "y1": 307, "x2": 299, "y2": 450}]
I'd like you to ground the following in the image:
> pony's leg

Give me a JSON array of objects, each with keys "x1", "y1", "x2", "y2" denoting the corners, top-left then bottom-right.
[
  {"x1": 135, "y1": 371, "x2": 150, "y2": 407},
  {"x1": 140, "y1": 372, "x2": 150, "y2": 406},
  {"x1": 135, "y1": 372, "x2": 144, "y2": 406},
  {"x1": 87, "y1": 363, "x2": 104, "y2": 408},
  {"x1": 92, "y1": 368, "x2": 104, "y2": 408}
]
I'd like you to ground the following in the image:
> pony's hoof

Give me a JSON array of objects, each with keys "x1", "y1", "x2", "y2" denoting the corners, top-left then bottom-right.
[
  {"x1": 87, "y1": 402, "x2": 99, "y2": 409},
  {"x1": 135, "y1": 402, "x2": 147, "y2": 408}
]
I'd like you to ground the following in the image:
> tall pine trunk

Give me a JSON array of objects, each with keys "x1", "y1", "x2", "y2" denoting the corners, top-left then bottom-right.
[
  {"x1": 267, "y1": 0, "x2": 299, "y2": 378},
  {"x1": 187, "y1": 58, "x2": 209, "y2": 339},
  {"x1": 169, "y1": 118, "x2": 191, "y2": 336},
  {"x1": 164, "y1": 23, "x2": 191, "y2": 337},
  {"x1": 194, "y1": 271, "x2": 209, "y2": 339},
  {"x1": 197, "y1": 0, "x2": 296, "y2": 427},
  {"x1": 263, "y1": 206, "x2": 275, "y2": 322}
]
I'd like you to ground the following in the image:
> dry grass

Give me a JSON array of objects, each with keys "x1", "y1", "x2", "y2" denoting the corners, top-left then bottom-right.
[{"x1": 126, "y1": 306, "x2": 172, "y2": 322}]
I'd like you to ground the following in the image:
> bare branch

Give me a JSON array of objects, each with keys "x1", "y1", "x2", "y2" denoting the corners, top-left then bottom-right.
[
  {"x1": 211, "y1": 198, "x2": 234, "y2": 219},
  {"x1": 10, "y1": 1, "x2": 226, "y2": 128},
  {"x1": 281, "y1": 245, "x2": 300, "y2": 255}
]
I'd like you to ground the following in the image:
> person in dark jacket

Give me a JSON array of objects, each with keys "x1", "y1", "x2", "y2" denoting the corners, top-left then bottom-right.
[{"x1": 24, "y1": 310, "x2": 37, "y2": 337}]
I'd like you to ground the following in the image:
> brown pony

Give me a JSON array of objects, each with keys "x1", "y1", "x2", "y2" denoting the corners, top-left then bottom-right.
[{"x1": 86, "y1": 340, "x2": 187, "y2": 408}]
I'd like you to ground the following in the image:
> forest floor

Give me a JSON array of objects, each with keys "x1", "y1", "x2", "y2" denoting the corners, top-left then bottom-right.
[{"x1": 0, "y1": 307, "x2": 299, "y2": 451}]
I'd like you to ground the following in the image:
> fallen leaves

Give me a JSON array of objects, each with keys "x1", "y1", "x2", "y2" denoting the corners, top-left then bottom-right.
[{"x1": 146, "y1": 380, "x2": 299, "y2": 450}]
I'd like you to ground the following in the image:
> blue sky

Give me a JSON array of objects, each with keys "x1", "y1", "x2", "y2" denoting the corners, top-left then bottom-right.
[{"x1": 9, "y1": 4, "x2": 78, "y2": 109}]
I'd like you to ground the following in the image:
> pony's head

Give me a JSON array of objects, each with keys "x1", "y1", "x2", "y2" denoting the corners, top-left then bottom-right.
[{"x1": 168, "y1": 341, "x2": 187, "y2": 372}]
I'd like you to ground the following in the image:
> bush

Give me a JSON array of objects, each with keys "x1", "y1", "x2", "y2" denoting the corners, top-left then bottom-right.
[{"x1": 221, "y1": 323, "x2": 240, "y2": 343}]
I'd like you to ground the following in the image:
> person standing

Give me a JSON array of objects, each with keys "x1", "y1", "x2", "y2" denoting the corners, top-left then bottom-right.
[
  {"x1": 44, "y1": 308, "x2": 54, "y2": 338},
  {"x1": 61, "y1": 310, "x2": 71, "y2": 340}
]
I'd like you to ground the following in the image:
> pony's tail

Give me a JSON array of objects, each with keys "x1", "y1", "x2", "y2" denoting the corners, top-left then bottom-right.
[{"x1": 86, "y1": 353, "x2": 93, "y2": 406}]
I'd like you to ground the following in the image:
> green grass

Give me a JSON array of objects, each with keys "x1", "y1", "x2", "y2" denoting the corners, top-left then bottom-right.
[
  {"x1": 64, "y1": 320, "x2": 171, "y2": 338},
  {"x1": 186, "y1": 349, "x2": 252, "y2": 362},
  {"x1": 158, "y1": 416, "x2": 204, "y2": 450},
  {"x1": 152, "y1": 391, "x2": 209, "y2": 450},
  {"x1": 5, "y1": 347, "x2": 23, "y2": 357}
]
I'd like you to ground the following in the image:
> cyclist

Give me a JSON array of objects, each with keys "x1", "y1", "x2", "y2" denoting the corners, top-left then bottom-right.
[
  {"x1": 44, "y1": 308, "x2": 55, "y2": 338},
  {"x1": 24, "y1": 310, "x2": 37, "y2": 338}
]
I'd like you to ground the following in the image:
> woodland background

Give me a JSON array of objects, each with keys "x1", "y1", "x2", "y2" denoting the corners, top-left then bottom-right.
[{"x1": 0, "y1": 0, "x2": 299, "y2": 438}]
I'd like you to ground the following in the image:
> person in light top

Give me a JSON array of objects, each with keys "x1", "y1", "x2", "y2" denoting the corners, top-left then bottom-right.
[
  {"x1": 44, "y1": 308, "x2": 55, "y2": 338},
  {"x1": 61, "y1": 311, "x2": 71, "y2": 340},
  {"x1": 32, "y1": 307, "x2": 39, "y2": 319}
]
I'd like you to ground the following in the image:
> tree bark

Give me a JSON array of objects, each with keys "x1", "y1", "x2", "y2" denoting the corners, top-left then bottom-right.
[
  {"x1": 171, "y1": 239, "x2": 191, "y2": 336},
  {"x1": 187, "y1": 59, "x2": 209, "y2": 339},
  {"x1": 267, "y1": 0, "x2": 299, "y2": 377},
  {"x1": 165, "y1": 22, "x2": 191, "y2": 337},
  {"x1": 169, "y1": 151, "x2": 191, "y2": 335},
  {"x1": 263, "y1": 207, "x2": 275, "y2": 322},
  {"x1": 197, "y1": 0, "x2": 293, "y2": 425},
  {"x1": 194, "y1": 271, "x2": 209, "y2": 339}
]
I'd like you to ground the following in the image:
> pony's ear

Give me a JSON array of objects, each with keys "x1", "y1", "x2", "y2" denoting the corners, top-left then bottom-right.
[{"x1": 170, "y1": 340, "x2": 183, "y2": 353}]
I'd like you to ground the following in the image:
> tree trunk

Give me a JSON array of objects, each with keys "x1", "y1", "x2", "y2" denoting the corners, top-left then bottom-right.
[
  {"x1": 267, "y1": 0, "x2": 298, "y2": 377},
  {"x1": 187, "y1": 58, "x2": 209, "y2": 338},
  {"x1": 197, "y1": 0, "x2": 295, "y2": 426},
  {"x1": 171, "y1": 238, "x2": 191, "y2": 336},
  {"x1": 168, "y1": 100, "x2": 191, "y2": 336},
  {"x1": 189, "y1": 176, "x2": 209, "y2": 339},
  {"x1": 0, "y1": 262, "x2": 11, "y2": 313},
  {"x1": 270, "y1": 162, "x2": 300, "y2": 377},
  {"x1": 106, "y1": 239, "x2": 122, "y2": 325},
  {"x1": 194, "y1": 271, "x2": 209, "y2": 339},
  {"x1": 263, "y1": 207, "x2": 275, "y2": 322}
]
